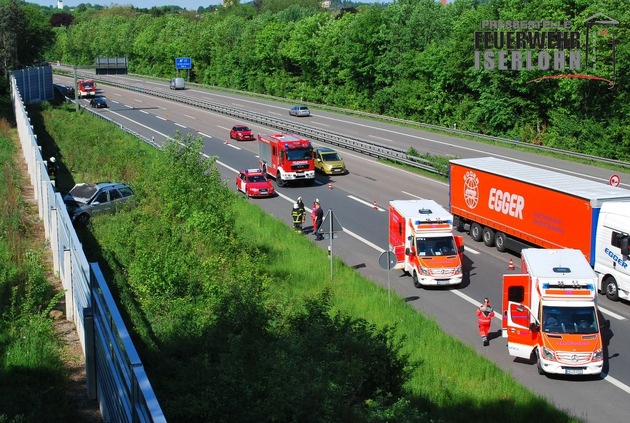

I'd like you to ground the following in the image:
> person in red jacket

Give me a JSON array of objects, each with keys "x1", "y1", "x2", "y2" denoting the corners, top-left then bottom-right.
[{"x1": 477, "y1": 298, "x2": 493, "y2": 346}]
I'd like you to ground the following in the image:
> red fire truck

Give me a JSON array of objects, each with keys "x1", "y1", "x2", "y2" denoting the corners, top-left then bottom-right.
[
  {"x1": 77, "y1": 79, "x2": 96, "y2": 98},
  {"x1": 257, "y1": 133, "x2": 315, "y2": 187}
]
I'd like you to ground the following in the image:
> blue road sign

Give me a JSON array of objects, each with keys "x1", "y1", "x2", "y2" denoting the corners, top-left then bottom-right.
[{"x1": 175, "y1": 57, "x2": 192, "y2": 70}]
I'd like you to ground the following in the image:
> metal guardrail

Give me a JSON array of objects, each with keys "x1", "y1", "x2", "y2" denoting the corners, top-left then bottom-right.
[{"x1": 66, "y1": 70, "x2": 630, "y2": 172}]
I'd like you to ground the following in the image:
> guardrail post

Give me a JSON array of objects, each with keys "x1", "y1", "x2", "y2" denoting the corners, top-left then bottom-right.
[{"x1": 84, "y1": 306, "x2": 97, "y2": 400}]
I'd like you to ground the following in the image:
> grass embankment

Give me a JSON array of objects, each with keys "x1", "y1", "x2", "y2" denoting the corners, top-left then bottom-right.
[
  {"x1": 0, "y1": 102, "x2": 79, "y2": 422},
  {"x1": 32, "y1": 100, "x2": 579, "y2": 422}
]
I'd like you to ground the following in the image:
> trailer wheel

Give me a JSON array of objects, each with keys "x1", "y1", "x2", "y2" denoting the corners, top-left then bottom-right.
[
  {"x1": 605, "y1": 277, "x2": 619, "y2": 301},
  {"x1": 470, "y1": 223, "x2": 483, "y2": 242},
  {"x1": 412, "y1": 271, "x2": 422, "y2": 289},
  {"x1": 495, "y1": 232, "x2": 507, "y2": 252},
  {"x1": 482, "y1": 227, "x2": 495, "y2": 247}
]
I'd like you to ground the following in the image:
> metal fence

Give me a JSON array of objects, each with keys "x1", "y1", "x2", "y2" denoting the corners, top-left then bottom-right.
[{"x1": 11, "y1": 76, "x2": 165, "y2": 423}]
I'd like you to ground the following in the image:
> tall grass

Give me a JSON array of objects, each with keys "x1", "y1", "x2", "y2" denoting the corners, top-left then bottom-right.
[
  {"x1": 33, "y1": 101, "x2": 580, "y2": 422},
  {"x1": 0, "y1": 113, "x2": 78, "y2": 423}
]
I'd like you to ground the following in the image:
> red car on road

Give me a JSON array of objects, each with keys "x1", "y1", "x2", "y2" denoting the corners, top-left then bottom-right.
[
  {"x1": 230, "y1": 125, "x2": 254, "y2": 141},
  {"x1": 235, "y1": 169, "x2": 275, "y2": 198}
]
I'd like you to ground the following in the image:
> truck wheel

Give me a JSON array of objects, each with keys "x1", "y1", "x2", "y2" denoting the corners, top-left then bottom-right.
[
  {"x1": 276, "y1": 174, "x2": 285, "y2": 188},
  {"x1": 413, "y1": 271, "x2": 422, "y2": 288},
  {"x1": 470, "y1": 223, "x2": 483, "y2": 242},
  {"x1": 482, "y1": 227, "x2": 495, "y2": 247},
  {"x1": 605, "y1": 277, "x2": 619, "y2": 301},
  {"x1": 495, "y1": 232, "x2": 507, "y2": 252}
]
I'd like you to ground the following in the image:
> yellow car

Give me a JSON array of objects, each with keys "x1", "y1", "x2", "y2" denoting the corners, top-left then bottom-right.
[{"x1": 314, "y1": 147, "x2": 346, "y2": 175}]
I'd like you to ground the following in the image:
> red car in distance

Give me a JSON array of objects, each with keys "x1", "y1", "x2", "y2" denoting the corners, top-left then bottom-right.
[
  {"x1": 235, "y1": 169, "x2": 275, "y2": 198},
  {"x1": 229, "y1": 125, "x2": 254, "y2": 141}
]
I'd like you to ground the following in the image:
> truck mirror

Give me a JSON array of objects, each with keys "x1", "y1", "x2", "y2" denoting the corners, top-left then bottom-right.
[
  {"x1": 602, "y1": 320, "x2": 610, "y2": 330},
  {"x1": 529, "y1": 322, "x2": 540, "y2": 332},
  {"x1": 458, "y1": 245, "x2": 464, "y2": 254},
  {"x1": 405, "y1": 247, "x2": 410, "y2": 256}
]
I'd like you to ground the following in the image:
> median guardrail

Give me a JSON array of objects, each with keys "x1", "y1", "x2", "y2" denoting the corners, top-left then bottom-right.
[{"x1": 63, "y1": 70, "x2": 630, "y2": 173}]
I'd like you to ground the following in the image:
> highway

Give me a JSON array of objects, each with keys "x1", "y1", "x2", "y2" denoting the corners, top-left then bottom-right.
[{"x1": 56, "y1": 73, "x2": 630, "y2": 422}]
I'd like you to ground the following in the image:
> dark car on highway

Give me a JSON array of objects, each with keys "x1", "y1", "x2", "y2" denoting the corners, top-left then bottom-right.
[
  {"x1": 89, "y1": 97, "x2": 108, "y2": 108},
  {"x1": 54, "y1": 83, "x2": 75, "y2": 98}
]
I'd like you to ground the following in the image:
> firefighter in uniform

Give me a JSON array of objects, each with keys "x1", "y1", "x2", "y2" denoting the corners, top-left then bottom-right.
[
  {"x1": 292, "y1": 203, "x2": 304, "y2": 233},
  {"x1": 297, "y1": 197, "x2": 305, "y2": 227},
  {"x1": 477, "y1": 298, "x2": 493, "y2": 346}
]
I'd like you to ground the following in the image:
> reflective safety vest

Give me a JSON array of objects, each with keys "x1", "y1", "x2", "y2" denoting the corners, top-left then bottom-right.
[
  {"x1": 292, "y1": 209, "x2": 303, "y2": 224},
  {"x1": 477, "y1": 307, "x2": 493, "y2": 326}
]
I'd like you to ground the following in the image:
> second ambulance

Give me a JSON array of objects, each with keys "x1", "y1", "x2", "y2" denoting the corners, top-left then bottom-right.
[{"x1": 389, "y1": 200, "x2": 464, "y2": 288}]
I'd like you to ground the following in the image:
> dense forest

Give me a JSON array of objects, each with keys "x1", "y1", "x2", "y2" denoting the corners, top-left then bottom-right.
[{"x1": 3, "y1": 0, "x2": 629, "y2": 160}]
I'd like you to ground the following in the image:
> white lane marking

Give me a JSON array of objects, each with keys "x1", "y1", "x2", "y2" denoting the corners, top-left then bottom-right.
[
  {"x1": 227, "y1": 144, "x2": 241, "y2": 150},
  {"x1": 599, "y1": 307, "x2": 626, "y2": 321},
  {"x1": 134, "y1": 99, "x2": 143, "y2": 103},
  {"x1": 312, "y1": 122, "x2": 329, "y2": 127},
  {"x1": 348, "y1": 195, "x2": 385, "y2": 212},
  {"x1": 602, "y1": 374, "x2": 630, "y2": 394},
  {"x1": 217, "y1": 125, "x2": 230, "y2": 131},
  {"x1": 401, "y1": 190, "x2": 424, "y2": 199},
  {"x1": 140, "y1": 110, "x2": 149, "y2": 114},
  {"x1": 156, "y1": 116, "x2": 167, "y2": 121},
  {"x1": 106, "y1": 109, "x2": 171, "y2": 139},
  {"x1": 175, "y1": 123, "x2": 186, "y2": 128},
  {"x1": 198, "y1": 132, "x2": 211, "y2": 138},
  {"x1": 124, "y1": 104, "x2": 134, "y2": 109},
  {"x1": 369, "y1": 135, "x2": 393, "y2": 143},
  {"x1": 185, "y1": 115, "x2": 196, "y2": 119}
]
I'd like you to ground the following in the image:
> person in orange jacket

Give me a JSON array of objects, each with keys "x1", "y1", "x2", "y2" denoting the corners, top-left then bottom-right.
[{"x1": 477, "y1": 298, "x2": 493, "y2": 346}]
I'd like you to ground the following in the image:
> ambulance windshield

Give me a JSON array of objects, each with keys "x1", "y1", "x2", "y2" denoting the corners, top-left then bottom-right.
[
  {"x1": 416, "y1": 236, "x2": 457, "y2": 257},
  {"x1": 542, "y1": 306, "x2": 597, "y2": 334}
]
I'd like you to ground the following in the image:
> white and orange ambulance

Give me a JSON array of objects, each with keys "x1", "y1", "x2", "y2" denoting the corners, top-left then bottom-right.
[
  {"x1": 503, "y1": 248, "x2": 609, "y2": 376},
  {"x1": 389, "y1": 199, "x2": 464, "y2": 288}
]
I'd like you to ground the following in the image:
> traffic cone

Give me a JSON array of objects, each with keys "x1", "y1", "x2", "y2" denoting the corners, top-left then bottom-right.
[
  {"x1": 508, "y1": 258, "x2": 515, "y2": 271},
  {"x1": 373, "y1": 201, "x2": 378, "y2": 211},
  {"x1": 328, "y1": 182, "x2": 332, "y2": 190},
  {"x1": 224, "y1": 139, "x2": 228, "y2": 145}
]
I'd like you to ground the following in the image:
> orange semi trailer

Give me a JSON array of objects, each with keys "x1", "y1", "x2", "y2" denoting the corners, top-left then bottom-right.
[{"x1": 449, "y1": 157, "x2": 630, "y2": 302}]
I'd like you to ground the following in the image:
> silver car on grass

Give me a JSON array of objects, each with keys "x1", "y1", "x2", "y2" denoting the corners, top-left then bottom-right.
[{"x1": 63, "y1": 182, "x2": 136, "y2": 223}]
